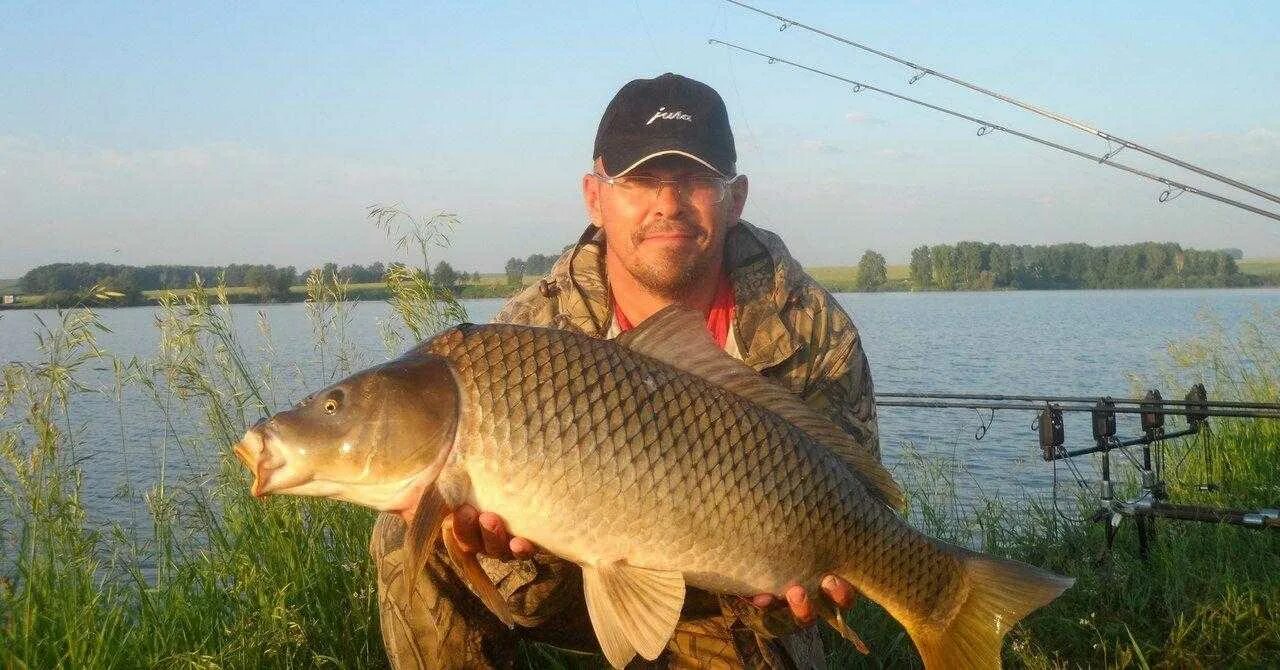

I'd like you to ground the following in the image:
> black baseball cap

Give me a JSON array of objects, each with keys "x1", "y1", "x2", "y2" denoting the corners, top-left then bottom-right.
[{"x1": 593, "y1": 73, "x2": 736, "y2": 177}]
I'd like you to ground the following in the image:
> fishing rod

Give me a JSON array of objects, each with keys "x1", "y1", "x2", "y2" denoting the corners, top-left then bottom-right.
[
  {"x1": 720, "y1": 0, "x2": 1280, "y2": 209},
  {"x1": 1036, "y1": 390, "x2": 1279, "y2": 557},
  {"x1": 708, "y1": 39, "x2": 1280, "y2": 223},
  {"x1": 876, "y1": 384, "x2": 1280, "y2": 557},
  {"x1": 875, "y1": 399, "x2": 1280, "y2": 420},
  {"x1": 879, "y1": 391, "x2": 1280, "y2": 411}
]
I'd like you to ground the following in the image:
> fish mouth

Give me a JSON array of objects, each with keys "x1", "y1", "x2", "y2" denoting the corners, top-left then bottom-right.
[
  {"x1": 233, "y1": 427, "x2": 309, "y2": 498},
  {"x1": 231, "y1": 429, "x2": 443, "y2": 513}
]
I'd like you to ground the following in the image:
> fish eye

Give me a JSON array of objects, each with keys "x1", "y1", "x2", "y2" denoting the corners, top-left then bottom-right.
[{"x1": 323, "y1": 389, "x2": 345, "y2": 414}]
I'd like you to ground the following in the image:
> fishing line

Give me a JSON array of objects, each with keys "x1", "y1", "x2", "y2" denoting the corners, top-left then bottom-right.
[
  {"x1": 631, "y1": 0, "x2": 662, "y2": 65},
  {"x1": 1050, "y1": 457, "x2": 1088, "y2": 526},
  {"x1": 708, "y1": 39, "x2": 1280, "y2": 224},
  {"x1": 717, "y1": 28, "x2": 782, "y2": 231},
  {"x1": 972, "y1": 407, "x2": 994, "y2": 440},
  {"x1": 719, "y1": 0, "x2": 1280, "y2": 209}
]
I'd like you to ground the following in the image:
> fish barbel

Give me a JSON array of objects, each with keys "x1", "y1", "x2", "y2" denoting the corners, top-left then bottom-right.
[{"x1": 233, "y1": 306, "x2": 1072, "y2": 668}]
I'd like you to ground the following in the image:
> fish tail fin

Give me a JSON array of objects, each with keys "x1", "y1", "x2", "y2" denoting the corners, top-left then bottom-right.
[{"x1": 906, "y1": 551, "x2": 1073, "y2": 670}]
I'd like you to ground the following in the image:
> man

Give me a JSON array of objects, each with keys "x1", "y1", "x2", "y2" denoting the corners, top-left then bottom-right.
[{"x1": 371, "y1": 73, "x2": 881, "y2": 669}]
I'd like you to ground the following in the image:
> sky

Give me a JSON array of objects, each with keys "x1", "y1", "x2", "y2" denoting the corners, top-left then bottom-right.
[{"x1": 2, "y1": 1, "x2": 1278, "y2": 277}]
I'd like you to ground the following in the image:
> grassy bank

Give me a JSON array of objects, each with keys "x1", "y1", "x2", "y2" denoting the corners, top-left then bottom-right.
[
  {"x1": 806, "y1": 265, "x2": 911, "y2": 292},
  {"x1": 3, "y1": 276, "x2": 523, "y2": 310},
  {"x1": 1238, "y1": 258, "x2": 1280, "y2": 284},
  {"x1": 3, "y1": 262, "x2": 1278, "y2": 667}
]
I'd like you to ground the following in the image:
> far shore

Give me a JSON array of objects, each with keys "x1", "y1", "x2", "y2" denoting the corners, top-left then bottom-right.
[{"x1": 3, "y1": 259, "x2": 1279, "y2": 311}]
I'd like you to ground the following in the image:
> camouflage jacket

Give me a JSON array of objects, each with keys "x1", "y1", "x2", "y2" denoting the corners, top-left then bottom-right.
[
  {"x1": 488, "y1": 221, "x2": 881, "y2": 664},
  {"x1": 494, "y1": 219, "x2": 881, "y2": 463}
]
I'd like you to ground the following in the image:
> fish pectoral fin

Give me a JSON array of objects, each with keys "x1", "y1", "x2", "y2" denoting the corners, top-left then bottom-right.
[
  {"x1": 581, "y1": 560, "x2": 685, "y2": 669},
  {"x1": 400, "y1": 487, "x2": 448, "y2": 602},
  {"x1": 440, "y1": 515, "x2": 516, "y2": 629}
]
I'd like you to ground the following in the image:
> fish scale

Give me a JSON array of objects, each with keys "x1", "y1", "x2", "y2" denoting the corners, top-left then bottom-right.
[{"x1": 430, "y1": 324, "x2": 915, "y2": 596}]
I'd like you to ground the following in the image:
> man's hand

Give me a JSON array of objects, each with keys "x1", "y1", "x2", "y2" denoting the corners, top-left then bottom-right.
[
  {"x1": 747, "y1": 576, "x2": 857, "y2": 626},
  {"x1": 448, "y1": 504, "x2": 538, "y2": 560}
]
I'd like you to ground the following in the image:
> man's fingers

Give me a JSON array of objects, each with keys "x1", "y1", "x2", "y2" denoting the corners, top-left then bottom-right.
[
  {"x1": 821, "y1": 575, "x2": 856, "y2": 610},
  {"x1": 748, "y1": 578, "x2": 854, "y2": 626},
  {"x1": 451, "y1": 505, "x2": 483, "y2": 553},
  {"x1": 477, "y1": 512, "x2": 511, "y2": 559},
  {"x1": 509, "y1": 537, "x2": 537, "y2": 559},
  {"x1": 785, "y1": 585, "x2": 816, "y2": 625}
]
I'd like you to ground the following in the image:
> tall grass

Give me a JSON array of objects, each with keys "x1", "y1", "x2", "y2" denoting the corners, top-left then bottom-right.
[
  {"x1": 2, "y1": 226, "x2": 1278, "y2": 668},
  {"x1": 0, "y1": 210, "x2": 462, "y2": 669}
]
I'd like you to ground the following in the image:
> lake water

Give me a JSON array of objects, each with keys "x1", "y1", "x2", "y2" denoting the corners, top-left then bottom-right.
[{"x1": 2, "y1": 289, "x2": 1278, "y2": 536}]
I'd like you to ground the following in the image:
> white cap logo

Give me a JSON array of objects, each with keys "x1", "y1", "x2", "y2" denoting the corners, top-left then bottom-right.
[{"x1": 645, "y1": 107, "x2": 693, "y2": 125}]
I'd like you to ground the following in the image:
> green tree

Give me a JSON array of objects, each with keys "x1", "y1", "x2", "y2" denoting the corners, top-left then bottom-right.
[
  {"x1": 504, "y1": 258, "x2": 526, "y2": 285},
  {"x1": 909, "y1": 245, "x2": 933, "y2": 290},
  {"x1": 525, "y1": 254, "x2": 556, "y2": 276},
  {"x1": 243, "y1": 266, "x2": 264, "y2": 294},
  {"x1": 244, "y1": 265, "x2": 296, "y2": 302},
  {"x1": 855, "y1": 250, "x2": 888, "y2": 291},
  {"x1": 931, "y1": 244, "x2": 956, "y2": 290},
  {"x1": 988, "y1": 246, "x2": 1013, "y2": 287},
  {"x1": 432, "y1": 261, "x2": 459, "y2": 291},
  {"x1": 954, "y1": 241, "x2": 986, "y2": 288},
  {"x1": 101, "y1": 268, "x2": 145, "y2": 306}
]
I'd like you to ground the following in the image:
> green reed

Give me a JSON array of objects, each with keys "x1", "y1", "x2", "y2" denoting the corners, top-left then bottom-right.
[
  {"x1": 2, "y1": 227, "x2": 1277, "y2": 667},
  {"x1": 1, "y1": 210, "x2": 463, "y2": 669}
]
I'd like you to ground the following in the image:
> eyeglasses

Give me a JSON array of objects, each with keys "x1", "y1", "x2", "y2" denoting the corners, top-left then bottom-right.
[{"x1": 590, "y1": 173, "x2": 740, "y2": 204}]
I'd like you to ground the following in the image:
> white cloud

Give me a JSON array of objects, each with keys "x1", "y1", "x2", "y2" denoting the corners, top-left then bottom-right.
[
  {"x1": 845, "y1": 111, "x2": 885, "y2": 125},
  {"x1": 1163, "y1": 126, "x2": 1280, "y2": 177}
]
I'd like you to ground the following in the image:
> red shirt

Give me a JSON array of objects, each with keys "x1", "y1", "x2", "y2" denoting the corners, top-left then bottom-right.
[{"x1": 611, "y1": 274, "x2": 735, "y2": 348}]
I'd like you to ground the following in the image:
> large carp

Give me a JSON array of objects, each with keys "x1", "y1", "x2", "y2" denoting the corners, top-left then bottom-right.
[{"x1": 233, "y1": 306, "x2": 1071, "y2": 668}]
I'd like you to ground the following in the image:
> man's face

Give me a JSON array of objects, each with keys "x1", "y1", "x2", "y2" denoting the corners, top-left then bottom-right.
[{"x1": 583, "y1": 155, "x2": 748, "y2": 298}]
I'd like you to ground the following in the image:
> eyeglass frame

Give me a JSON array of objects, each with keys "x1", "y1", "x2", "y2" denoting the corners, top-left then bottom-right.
[{"x1": 587, "y1": 172, "x2": 743, "y2": 205}]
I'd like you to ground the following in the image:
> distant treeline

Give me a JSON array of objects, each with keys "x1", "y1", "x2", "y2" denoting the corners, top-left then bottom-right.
[
  {"x1": 18, "y1": 263, "x2": 303, "y2": 305},
  {"x1": 503, "y1": 252, "x2": 562, "y2": 285},
  {"x1": 905, "y1": 242, "x2": 1253, "y2": 291},
  {"x1": 9, "y1": 241, "x2": 1263, "y2": 309},
  {"x1": 16, "y1": 261, "x2": 489, "y2": 307}
]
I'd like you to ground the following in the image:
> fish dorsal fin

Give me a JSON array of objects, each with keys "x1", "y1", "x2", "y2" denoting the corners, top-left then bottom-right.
[
  {"x1": 581, "y1": 560, "x2": 686, "y2": 668},
  {"x1": 618, "y1": 305, "x2": 905, "y2": 510}
]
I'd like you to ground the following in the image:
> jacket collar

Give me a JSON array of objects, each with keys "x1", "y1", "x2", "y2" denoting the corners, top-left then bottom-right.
[
  {"x1": 723, "y1": 221, "x2": 804, "y2": 371},
  {"x1": 552, "y1": 221, "x2": 804, "y2": 371}
]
